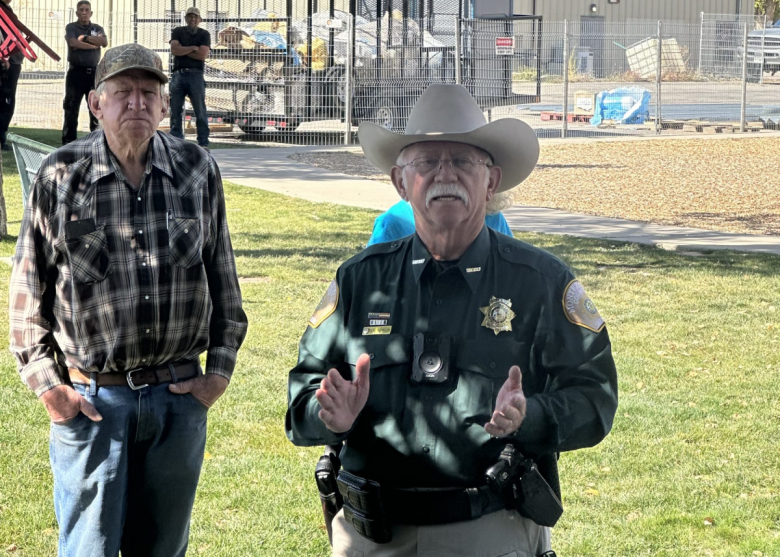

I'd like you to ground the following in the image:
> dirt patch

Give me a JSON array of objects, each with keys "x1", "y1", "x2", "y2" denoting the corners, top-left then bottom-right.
[{"x1": 289, "y1": 137, "x2": 780, "y2": 236}]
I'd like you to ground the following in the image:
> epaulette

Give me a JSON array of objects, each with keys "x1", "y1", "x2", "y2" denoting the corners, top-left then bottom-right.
[
  {"x1": 494, "y1": 230, "x2": 568, "y2": 280},
  {"x1": 341, "y1": 235, "x2": 408, "y2": 269}
]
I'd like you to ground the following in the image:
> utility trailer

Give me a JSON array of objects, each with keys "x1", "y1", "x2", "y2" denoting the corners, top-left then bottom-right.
[{"x1": 134, "y1": 0, "x2": 543, "y2": 136}]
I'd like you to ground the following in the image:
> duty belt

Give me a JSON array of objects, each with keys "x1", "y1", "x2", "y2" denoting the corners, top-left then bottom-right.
[
  {"x1": 383, "y1": 485, "x2": 506, "y2": 525},
  {"x1": 68, "y1": 360, "x2": 200, "y2": 390},
  {"x1": 336, "y1": 470, "x2": 507, "y2": 543}
]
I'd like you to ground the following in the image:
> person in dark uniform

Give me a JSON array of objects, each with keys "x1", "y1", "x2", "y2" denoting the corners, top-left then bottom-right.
[
  {"x1": 0, "y1": 0, "x2": 24, "y2": 151},
  {"x1": 169, "y1": 7, "x2": 210, "y2": 150},
  {"x1": 62, "y1": 0, "x2": 106, "y2": 145},
  {"x1": 286, "y1": 84, "x2": 619, "y2": 557}
]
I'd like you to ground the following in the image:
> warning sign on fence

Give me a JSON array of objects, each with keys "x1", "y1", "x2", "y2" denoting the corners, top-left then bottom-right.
[{"x1": 495, "y1": 37, "x2": 514, "y2": 55}]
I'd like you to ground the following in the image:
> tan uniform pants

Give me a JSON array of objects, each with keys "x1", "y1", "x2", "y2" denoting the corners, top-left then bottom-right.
[{"x1": 331, "y1": 509, "x2": 551, "y2": 557}]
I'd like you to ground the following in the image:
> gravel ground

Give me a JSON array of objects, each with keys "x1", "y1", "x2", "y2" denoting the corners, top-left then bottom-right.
[{"x1": 289, "y1": 136, "x2": 780, "y2": 236}]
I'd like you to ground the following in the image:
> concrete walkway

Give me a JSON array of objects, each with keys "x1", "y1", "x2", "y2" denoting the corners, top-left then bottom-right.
[{"x1": 211, "y1": 145, "x2": 780, "y2": 256}]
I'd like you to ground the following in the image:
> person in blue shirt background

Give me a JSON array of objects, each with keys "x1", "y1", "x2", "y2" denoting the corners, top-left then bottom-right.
[{"x1": 367, "y1": 192, "x2": 514, "y2": 246}]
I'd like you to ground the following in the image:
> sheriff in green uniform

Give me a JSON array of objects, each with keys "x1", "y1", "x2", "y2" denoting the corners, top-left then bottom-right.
[{"x1": 286, "y1": 84, "x2": 618, "y2": 557}]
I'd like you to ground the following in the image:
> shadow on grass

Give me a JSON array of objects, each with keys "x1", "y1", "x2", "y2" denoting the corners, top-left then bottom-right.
[
  {"x1": 234, "y1": 247, "x2": 361, "y2": 261},
  {"x1": 526, "y1": 236, "x2": 780, "y2": 278}
]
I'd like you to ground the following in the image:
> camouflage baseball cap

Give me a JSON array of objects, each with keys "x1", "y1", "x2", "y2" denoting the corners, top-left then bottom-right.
[{"x1": 95, "y1": 43, "x2": 168, "y2": 86}]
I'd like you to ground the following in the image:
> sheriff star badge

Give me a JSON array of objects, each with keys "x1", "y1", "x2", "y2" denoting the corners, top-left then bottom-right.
[{"x1": 480, "y1": 296, "x2": 516, "y2": 335}]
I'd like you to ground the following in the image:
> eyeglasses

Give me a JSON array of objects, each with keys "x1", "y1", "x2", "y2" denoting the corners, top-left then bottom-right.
[{"x1": 402, "y1": 156, "x2": 490, "y2": 175}]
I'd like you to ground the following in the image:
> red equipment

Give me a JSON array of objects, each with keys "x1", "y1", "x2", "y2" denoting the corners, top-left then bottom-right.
[{"x1": 0, "y1": 3, "x2": 60, "y2": 62}]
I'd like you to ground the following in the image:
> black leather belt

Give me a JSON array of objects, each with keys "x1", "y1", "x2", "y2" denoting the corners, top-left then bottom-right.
[
  {"x1": 338, "y1": 470, "x2": 508, "y2": 527},
  {"x1": 172, "y1": 68, "x2": 203, "y2": 74},
  {"x1": 383, "y1": 485, "x2": 507, "y2": 525},
  {"x1": 68, "y1": 360, "x2": 200, "y2": 390}
]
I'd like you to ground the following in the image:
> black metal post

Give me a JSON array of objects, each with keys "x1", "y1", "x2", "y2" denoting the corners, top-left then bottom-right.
[
  {"x1": 214, "y1": 0, "x2": 219, "y2": 37},
  {"x1": 328, "y1": 0, "x2": 335, "y2": 71},
  {"x1": 133, "y1": 0, "x2": 138, "y2": 44},
  {"x1": 284, "y1": 0, "x2": 294, "y2": 128},
  {"x1": 306, "y1": 0, "x2": 313, "y2": 122},
  {"x1": 349, "y1": 0, "x2": 357, "y2": 124},
  {"x1": 536, "y1": 17, "x2": 542, "y2": 101},
  {"x1": 504, "y1": 18, "x2": 511, "y2": 99},
  {"x1": 402, "y1": 0, "x2": 409, "y2": 68},
  {"x1": 375, "y1": 0, "x2": 382, "y2": 81}
]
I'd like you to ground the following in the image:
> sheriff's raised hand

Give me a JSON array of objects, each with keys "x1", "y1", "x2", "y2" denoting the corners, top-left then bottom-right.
[
  {"x1": 485, "y1": 365, "x2": 527, "y2": 437},
  {"x1": 316, "y1": 353, "x2": 371, "y2": 433}
]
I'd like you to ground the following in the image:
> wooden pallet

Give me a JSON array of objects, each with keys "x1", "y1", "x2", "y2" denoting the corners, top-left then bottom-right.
[
  {"x1": 675, "y1": 120, "x2": 764, "y2": 134},
  {"x1": 540, "y1": 111, "x2": 592, "y2": 123}
]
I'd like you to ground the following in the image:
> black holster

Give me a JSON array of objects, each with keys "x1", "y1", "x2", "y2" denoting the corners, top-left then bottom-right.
[
  {"x1": 315, "y1": 445, "x2": 344, "y2": 545},
  {"x1": 485, "y1": 444, "x2": 564, "y2": 528}
]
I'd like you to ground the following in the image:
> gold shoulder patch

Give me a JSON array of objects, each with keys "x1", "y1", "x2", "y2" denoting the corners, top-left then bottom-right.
[
  {"x1": 309, "y1": 280, "x2": 339, "y2": 328},
  {"x1": 562, "y1": 280, "x2": 605, "y2": 333}
]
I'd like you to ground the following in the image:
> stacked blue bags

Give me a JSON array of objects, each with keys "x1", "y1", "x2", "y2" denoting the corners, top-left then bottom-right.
[{"x1": 590, "y1": 87, "x2": 651, "y2": 126}]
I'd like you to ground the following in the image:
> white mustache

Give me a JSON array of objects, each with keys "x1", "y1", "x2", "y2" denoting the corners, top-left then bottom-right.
[{"x1": 425, "y1": 183, "x2": 469, "y2": 208}]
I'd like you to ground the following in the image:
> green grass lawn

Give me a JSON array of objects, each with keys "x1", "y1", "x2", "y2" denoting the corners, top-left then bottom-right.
[{"x1": 0, "y1": 148, "x2": 778, "y2": 556}]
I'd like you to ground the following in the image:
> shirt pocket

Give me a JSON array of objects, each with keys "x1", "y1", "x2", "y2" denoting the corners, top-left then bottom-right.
[
  {"x1": 168, "y1": 216, "x2": 203, "y2": 268},
  {"x1": 453, "y1": 338, "x2": 530, "y2": 423},
  {"x1": 65, "y1": 227, "x2": 112, "y2": 284},
  {"x1": 346, "y1": 334, "x2": 410, "y2": 420}
]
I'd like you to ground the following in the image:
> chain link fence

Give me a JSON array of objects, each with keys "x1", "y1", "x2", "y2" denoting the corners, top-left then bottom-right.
[{"x1": 7, "y1": 7, "x2": 779, "y2": 146}]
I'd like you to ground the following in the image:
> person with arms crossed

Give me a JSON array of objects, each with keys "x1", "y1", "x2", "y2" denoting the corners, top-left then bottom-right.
[
  {"x1": 169, "y1": 7, "x2": 211, "y2": 150},
  {"x1": 9, "y1": 43, "x2": 247, "y2": 557},
  {"x1": 286, "y1": 84, "x2": 618, "y2": 557},
  {"x1": 62, "y1": 0, "x2": 105, "y2": 145}
]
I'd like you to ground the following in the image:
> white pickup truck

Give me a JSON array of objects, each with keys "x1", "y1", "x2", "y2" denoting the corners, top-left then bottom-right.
[{"x1": 738, "y1": 19, "x2": 780, "y2": 80}]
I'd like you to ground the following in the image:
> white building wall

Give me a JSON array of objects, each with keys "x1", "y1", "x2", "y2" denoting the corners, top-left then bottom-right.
[{"x1": 513, "y1": 0, "x2": 754, "y2": 24}]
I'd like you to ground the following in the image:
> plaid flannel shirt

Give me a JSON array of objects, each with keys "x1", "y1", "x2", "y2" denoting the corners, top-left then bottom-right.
[{"x1": 9, "y1": 131, "x2": 248, "y2": 396}]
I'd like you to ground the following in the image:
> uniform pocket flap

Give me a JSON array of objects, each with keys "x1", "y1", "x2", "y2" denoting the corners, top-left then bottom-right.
[
  {"x1": 346, "y1": 334, "x2": 410, "y2": 368},
  {"x1": 456, "y1": 339, "x2": 529, "y2": 379}
]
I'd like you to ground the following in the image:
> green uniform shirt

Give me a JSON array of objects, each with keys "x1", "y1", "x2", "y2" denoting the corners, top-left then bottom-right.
[{"x1": 286, "y1": 227, "x2": 618, "y2": 496}]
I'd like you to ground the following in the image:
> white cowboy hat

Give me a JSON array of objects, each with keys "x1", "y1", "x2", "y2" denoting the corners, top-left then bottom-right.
[{"x1": 358, "y1": 84, "x2": 539, "y2": 193}]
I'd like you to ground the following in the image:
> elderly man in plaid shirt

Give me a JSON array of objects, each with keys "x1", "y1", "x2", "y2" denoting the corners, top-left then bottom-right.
[{"x1": 8, "y1": 43, "x2": 247, "y2": 557}]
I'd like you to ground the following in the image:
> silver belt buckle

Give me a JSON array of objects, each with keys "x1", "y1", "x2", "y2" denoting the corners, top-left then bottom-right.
[{"x1": 126, "y1": 369, "x2": 148, "y2": 390}]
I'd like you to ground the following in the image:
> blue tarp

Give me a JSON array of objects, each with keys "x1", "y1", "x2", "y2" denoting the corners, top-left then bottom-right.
[
  {"x1": 590, "y1": 87, "x2": 651, "y2": 126},
  {"x1": 251, "y1": 31, "x2": 301, "y2": 65}
]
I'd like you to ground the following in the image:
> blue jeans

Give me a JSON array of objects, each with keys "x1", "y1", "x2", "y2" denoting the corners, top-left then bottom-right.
[
  {"x1": 50, "y1": 380, "x2": 209, "y2": 557},
  {"x1": 169, "y1": 70, "x2": 209, "y2": 147}
]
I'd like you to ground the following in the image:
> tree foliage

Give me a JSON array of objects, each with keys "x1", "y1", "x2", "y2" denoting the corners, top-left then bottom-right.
[{"x1": 756, "y1": 0, "x2": 779, "y2": 22}]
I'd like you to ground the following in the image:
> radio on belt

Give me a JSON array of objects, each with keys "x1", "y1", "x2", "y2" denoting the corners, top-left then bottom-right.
[{"x1": 411, "y1": 332, "x2": 451, "y2": 384}]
